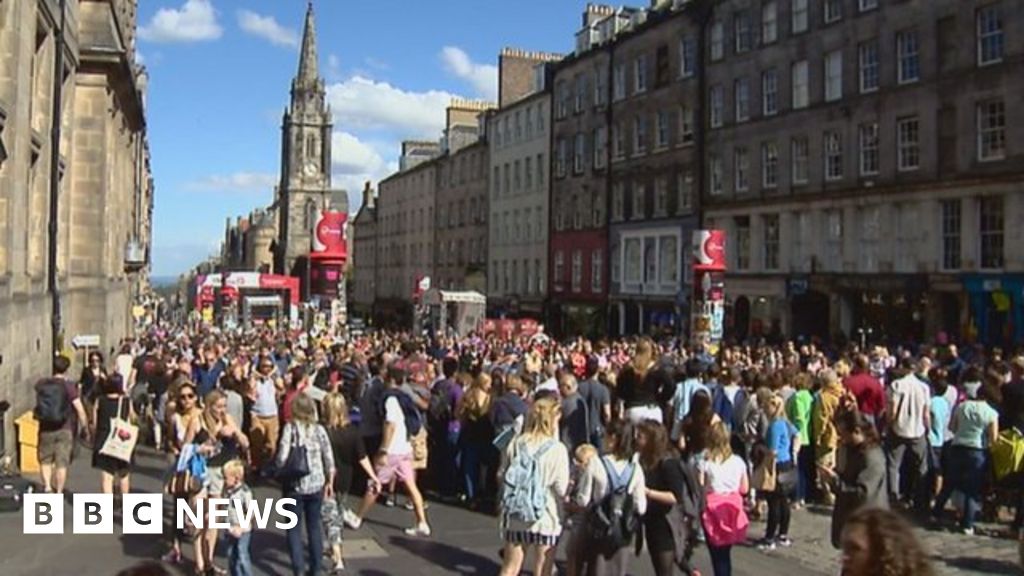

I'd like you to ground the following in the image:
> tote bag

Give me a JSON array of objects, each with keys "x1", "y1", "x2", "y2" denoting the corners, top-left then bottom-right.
[{"x1": 98, "y1": 398, "x2": 139, "y2": 463}]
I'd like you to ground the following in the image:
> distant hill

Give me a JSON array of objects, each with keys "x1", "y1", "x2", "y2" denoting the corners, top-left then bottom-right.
[{"x1": 150, "y1": 276, "x2": 180, "y2": 288}]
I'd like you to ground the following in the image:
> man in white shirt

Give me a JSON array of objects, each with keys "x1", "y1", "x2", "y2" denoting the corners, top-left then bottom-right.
[
  {"x1": 885, "y1": 358, "x2": 931, "y2": 510},
  {"x1": 351, "y1": 360, "x2": 431, "y2": 537}
]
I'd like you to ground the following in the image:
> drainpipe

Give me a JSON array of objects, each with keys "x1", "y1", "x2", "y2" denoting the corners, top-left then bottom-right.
[
  {"x1": 691, "y1": 0, "x2": 713, "y2": 231},
  {"x1": 48, "y1": 0, "x2": 67, "y2": 358}
]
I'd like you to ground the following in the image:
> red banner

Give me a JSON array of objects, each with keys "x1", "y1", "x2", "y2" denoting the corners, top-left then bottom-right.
[
  {"x1": 311, "y1": 211, "x2": 348, "y2": 261},
  {"x1": 693, "y1": 229, "x2": 727, "y2": 271}
]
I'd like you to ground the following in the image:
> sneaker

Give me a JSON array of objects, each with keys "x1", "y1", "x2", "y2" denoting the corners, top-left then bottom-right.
[
  {"x1": 342, "y1": 508, "x2": 359, "y2": 527},
  {"x1": 403, "y1": 522, "x2": 431, "y2": 537},
  {"x1": 757, "y1": 539, "x2": 777, "y2": 552},
  {"x1": 960, "y1": 527, "x2": 975, "y2": 536},
  {"x1": 332, "y1": 560, "x2": 346, "y2": 573},
  {"x1": 383, "y1": 495, "x2": 396, "y2": 507},
  {"x1": 777, "y1": 536, "x2": 793, "y2": 548},
  {"x1": 346, "y1": 516, "x2": 362, "y2": 530},
  {"x1": 403, "y1": 500, "x2": 429, "y2": 511}
]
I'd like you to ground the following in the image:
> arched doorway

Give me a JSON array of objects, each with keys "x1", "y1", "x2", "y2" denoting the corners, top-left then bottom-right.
[{"x1": 791, "y1": 290, "x2": 830, "y2": 342}]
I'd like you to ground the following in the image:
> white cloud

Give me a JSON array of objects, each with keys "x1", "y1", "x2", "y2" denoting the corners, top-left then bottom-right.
[
  {"x1": 331, "y1": 132, "x2": 398, "y2": 212},
  {"x1": 327, "y1": 76, "x2": 455, "y2": 139},
  {"x1": 326, "y1": 54, "x2": 342, "y2": 81},
  {"x1": 440, "y1": 46, "x2": 498, "y2": 101},
  {"x1": 186, "y1": 172, "x2": 277, "y2": 193},
  {"x1": 139, "y1": 0, "x2": 222, "y2": 43},
  {"x1": 237, "y1": 10, "x2": 299, "y2": 48}
]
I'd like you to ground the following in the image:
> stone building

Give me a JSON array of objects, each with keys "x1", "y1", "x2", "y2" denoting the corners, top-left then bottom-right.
[
  {"x1": 702, "y1": 0, "x2": 1024, "y2": 346},
  {"x1": 0, "y1": 0, "x2": 153, "y2": 446},
  {"x1": 487, "y1": 48, "x2": 559, "y2": 319},
  {"x1": 222, "y1": 208, "x2": 277, "y2": 273},
  {"x1": 435, "y1": 138, "x2": 489, "y2": 293},
  {"x1": 351, "y1": 182, "x2": 377, "y2": 317},
  {"x1": 608, "y1": 4, "x2": 702, "y2": 337}
]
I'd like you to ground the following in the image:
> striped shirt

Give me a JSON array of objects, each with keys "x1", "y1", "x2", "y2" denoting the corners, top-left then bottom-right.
[{"x1": 276, "y1": 422, "x2": 335, "y2": 495}]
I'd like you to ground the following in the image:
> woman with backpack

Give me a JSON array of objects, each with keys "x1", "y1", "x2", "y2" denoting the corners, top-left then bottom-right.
[
  {"x1": 699, "y1": 421, "x2": 750, "y2": 576},
  {"x1": 573, "y1": 419, "x2": 647, "y2": 576},
  {"x1": 497, "y1": 396, "x2": 569, "y2": 576}
]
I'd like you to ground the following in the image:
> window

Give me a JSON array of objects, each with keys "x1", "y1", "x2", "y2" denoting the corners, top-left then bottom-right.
[
  {"x1": 556, "y1": 82, "x2": 569, "y2": 119},
  {"x1": 677, "y1": 172, "x2": 693, "y2": 213},
  {"x1": 859, "y1": 0, "x2": 878, "y2": 11},
  {"x1": 656, "y1": 111, "x2": 669, "y2": 149},
  {"x1": 537, "y1": 153, "x2": 545, "y2": 185},
  {"x1": 571, "y1": 251, "x2": 582, "y2": 292},
  {"x1": 613, "y1": 124, "x2": 625, "y2": 159},
  {"x1": 624, "y1": 238, "x2": 642, "y2": 284},
  {"x1": 525, "y1": 107, "x2": 533, "y2": 138},
  {"x1": 792, "y1": 0, "x2": 808, "y2": 33},
  {"x1": 680, "y1": 37, "x2": 696, "y2": 78},
  {"x1": 593, "y1": 126, "x2": 607, "y2": 169},
  {"x1": 710, "y1": 21, "x2": 724, "y2": 61},
  {"x1": 515, "y1": 111, "x2": 523, "y2": 140},
  {"x1": 612, "y1": 182, "x2": 625, "y2": 221},
  {"x1": 492, "y1": 166, "x2": 500, "y2": 197},
  {"x1": 594, "y1": 68, "x2": 607, "y2": 107},
  {"x1": 824, "y1": 0, "x2": 842, "y2": 23},
  {"x1": 763, "y1": 214, "x2": 780, "y2": 270},
  {"x1": 634, "y1": 115, "x2": 647, "y2": 154},
  {"x1": 762, "y1": 1, "x2": 778, "y2": 44},
  {"x1": 897, "y1": 116, "x2": 920, "y2": 171},
  {"x1": 979, "y1": 196, "x2": 1004, "y2": 269},
  {"x1": 504, "y1": 163, "x2": 511, "y2": 194},
  {"x1": 735, "y1": 217, "x2": 750, "y2": 270},
  {"x1": 537, "y1": 105, "x2": 545, "y2": 133},
  {"x1": 710, "y1": 155, "x2": 723, "y2": 195},
  {"x1": 734, "y1": 147, "x2": 749, "y2": 192},
  {"x1": 897, "y1": 30, "x2": 920, "y2": 84},
  {"x1": 735, "y1": 78, "x2": 750, "y2": 122},
  {"x1": 634, "y1": 54, "x2": 648, "y2": 93},
  {"x1": 574, "y1": 75, "x2": 586, "y2": 113},
  {"x1": 825, "y1": 131, "x2": 843, "y2": 181},
  {"x1": 554, "y1": 251, "x2": 565, "y2": 284},
  {"x1": 654, "y1": 177, "x2": 669, "y2": 216},
  {"x1": 792, "y1": 60, "x2": 809, "y2": 109},
  {"x1": 632, "y1": 183, "x2": 645, "y2": 219},
  {"x1": 859, "y1": 40, "x2": 879, "y2": 93},
  {"x1": 941, "y1": 199, "x2": 961, "y2": 270},
  {"x1": 514, "y1": 160, "x2": 522, "y2": 190},
  {"x1": 977, "y1": 99, "x2": 1006, "y2": 161},
  {"x1": 710, "y1": 85, "x2": 724, "y2": 128},
  {"x1": 762, "y1": 142, "x2": 778, "y2": 188},
  {"x1": 762, "y1": 70, "x2": 778, "y2": 116},
  {"x1": 591, "y1": 250, "x2": 603, "y2": 293},
  {"x1": 535, "y1": 259, "x2": 544, "y2": 294},
  {"x1": 613, "y1": 64, "x2": 626, "y2": 100},
  {"x1": 826, "y1": 210, "x2": 843, "y2": 269},
  {"x1": 859, "y1": 122, "x2": 879, "y2": 176},
  {"x1": 573, "y1": 132, "x2": 585, "y2": 173},
  {"x1": 792, "y1": 136, "x2": 809, "y2": 184},
  {"x1": 555, "y1": 139, "x2": 567, "y2": 177},
  {"x1": 611, "y1": 244, "x2": 621, "y2": 284},
  {"x1": 977, "y1": 5, "x2": 1004, "y2": 66},
  {"x1": 659, "y1": 235, "x2": 679, "y2": 287},
  {"x1": 825, "y1": 50, "x2": 842, "y2": 102},
  {"x1": 525, "y1": 156, "x2": 533, "y2": 189},
  {"x1": 735, "y1": 11, "x2": 752, "y2": 53},
  {"x1": 679, "y1": 106, "x2": 694, "y2": 145}
]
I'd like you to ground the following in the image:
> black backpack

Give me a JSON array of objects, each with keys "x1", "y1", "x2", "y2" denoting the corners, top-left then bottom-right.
[
  {"x1": 427, "y1": 380, "x2": 453, "y2": 424},
  {"x1": 379, "y1": 389, "x2": 423, "y2": 437},
  {"x1": 35, "y1": 379, "x2": 69, "y2": 426},
  {"x1": 586, "y1": 457, "x2": 639, "y2": 557}
]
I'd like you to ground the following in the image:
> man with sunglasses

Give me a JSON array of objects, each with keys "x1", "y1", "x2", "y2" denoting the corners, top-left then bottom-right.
[{"x1": 249, "y1": 358, "x2": 283, "y2": 475}]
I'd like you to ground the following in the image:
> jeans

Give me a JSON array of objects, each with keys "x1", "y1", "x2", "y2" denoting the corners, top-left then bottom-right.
[
  {"x1": 430, "y1": 426, "x2": 460, "y2": 497},
  {"x1": 932, "y1": 445, "x2": 987, "y2": 529},
  {"x1": 795, "y1": 445, "x2": 814, "y2": 502},
  {"x1": 227, "y1": 531, "x2": 252, "y2": 576},
  {"x1": 886, "y1": 434, "x2": 928, "y2": 510},
  {"x1": 707, "y1": 544, "x2": 732, "y2": 576},
  {"x1": 284, "y1": 492, "x2": 324, "y2": 576},
  {"x1": 460, "y1": 440, "x2": 483, "y2": 501},
  {"x1": 764, "y1": 488, "x2": 792, "y2": 540}
]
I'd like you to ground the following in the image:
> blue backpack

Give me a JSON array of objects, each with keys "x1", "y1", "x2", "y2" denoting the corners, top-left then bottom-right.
[
  {"x1": 501, "y1": 438, "x2": 556, "y2": 524},
  {"x1": 713, "y1": 386, "x2": 747, "y2": 432}
]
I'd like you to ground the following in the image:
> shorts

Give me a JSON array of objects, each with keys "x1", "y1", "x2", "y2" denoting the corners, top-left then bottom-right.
[
  {"x1": 375, "y1": 454, "x2": 414, "y2": 485},
  {"x1": 503, "y1": 529, "x2": 559, "y2": 547},
  {"x1": 38, "y1": 429, "x2": 73, "y2": 467},
  {"x1": 204, "y1": 466, "x2": 225, "y2": 497}
]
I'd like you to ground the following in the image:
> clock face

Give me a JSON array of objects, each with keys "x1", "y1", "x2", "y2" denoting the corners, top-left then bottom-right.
[{"x1": 304, "y1": 161, "x2": 318, "y2": 177}]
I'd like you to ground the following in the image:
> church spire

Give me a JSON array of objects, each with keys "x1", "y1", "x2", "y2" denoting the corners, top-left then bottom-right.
[{"x1": 295, "y1": 2, "x2": 320, "y2": 90}]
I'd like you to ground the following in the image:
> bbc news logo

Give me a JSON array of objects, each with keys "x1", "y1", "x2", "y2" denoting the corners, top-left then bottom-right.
[{"x1": 23, "y1": 494, "x2": 299, "y2": 534}]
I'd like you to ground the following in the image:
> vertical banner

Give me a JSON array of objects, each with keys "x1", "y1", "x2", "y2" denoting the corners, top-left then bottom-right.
[{"x1": 691, "y1": 230, "x2": 726, "y2": 353}]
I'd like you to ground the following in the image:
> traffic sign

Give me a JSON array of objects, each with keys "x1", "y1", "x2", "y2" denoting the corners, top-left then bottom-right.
[{"x1": 71, "y1": 334, "x2": 100, "y2": 349}]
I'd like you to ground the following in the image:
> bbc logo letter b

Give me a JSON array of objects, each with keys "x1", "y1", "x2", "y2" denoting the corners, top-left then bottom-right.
[
  {"x1": 24, "y1": 494, "x2": 64, "y2": 534},
  {"x1": 73, "y1": 494, "x2": 114, "y2": 534}
]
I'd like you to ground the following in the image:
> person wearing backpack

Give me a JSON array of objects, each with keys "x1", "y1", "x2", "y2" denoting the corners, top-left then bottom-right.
[
  {"x1": 350, "y1": 360, "x2": 432, "y2": 537},
  {"x1": 35, "y1": 354, "x2": 90, "y2": 494},
  {"x1": 574, "y1": 420, "x2": 646, "y2": 576},
  {"x1": 498, "y1": 396, "x2": 570, "y2": 576},
  {"x1": 427, "y1": 357, "x2": 463, "y2": 500}
]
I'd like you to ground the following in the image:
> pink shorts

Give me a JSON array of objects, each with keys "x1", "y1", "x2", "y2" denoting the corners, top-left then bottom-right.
[{"x1": 376, "y1": 454, "x2": 415, "y2": 485}]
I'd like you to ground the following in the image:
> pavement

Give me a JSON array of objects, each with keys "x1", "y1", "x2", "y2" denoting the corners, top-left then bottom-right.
[{"x1": 0, "y1": 444, "x2": 1018, "y2": 576}]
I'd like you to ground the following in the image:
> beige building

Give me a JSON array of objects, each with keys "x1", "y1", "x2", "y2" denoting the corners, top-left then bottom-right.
[
  {"x1": 351, "y1": 183, "x2": 377, "y2": 317},
  {"x1": 0, "y1": 0, "x2": 153, "y2": 446},
  {"x1": 435, "y1": 138, "x2": 488, "y2": 293}
]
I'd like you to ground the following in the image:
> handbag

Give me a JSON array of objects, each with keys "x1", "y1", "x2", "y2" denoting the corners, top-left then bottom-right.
[
  {"x1": 752, "y1": 451, "x2": 777, "y2": 492},
  {"x1": 165, "y1": 469, "x2": 201, "y2": 496},
  {"x1": 276, "y1": 424, "x2": 310, "y2": 483},
  {"x1": 98, "y1": 398, "x2": 139, "y2": 463}
]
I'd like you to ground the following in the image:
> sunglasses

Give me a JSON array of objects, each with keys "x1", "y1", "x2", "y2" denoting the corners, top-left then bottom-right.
[{"x1": 180, "y1": 393, "x2": 196, "y2": 400}]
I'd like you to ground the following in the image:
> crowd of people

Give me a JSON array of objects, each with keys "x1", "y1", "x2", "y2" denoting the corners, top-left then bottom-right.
[{"x1": 31, "y1": 323, "x2": 1024, "y2": 576}]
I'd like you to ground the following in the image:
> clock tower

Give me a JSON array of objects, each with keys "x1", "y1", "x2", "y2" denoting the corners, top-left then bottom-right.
[{"x1": 275, "y1": 2, "x2": 346, "y2": 278}]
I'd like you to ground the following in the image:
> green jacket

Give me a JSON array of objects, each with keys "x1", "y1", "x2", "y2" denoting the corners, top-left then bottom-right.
[{"x1": 787, "y1": 390, "x2": 813, "y2": 445}]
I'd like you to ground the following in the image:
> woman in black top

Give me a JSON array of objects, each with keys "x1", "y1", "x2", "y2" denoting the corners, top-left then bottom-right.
[
  {"x1": 81, "y1": 351, "x2": 108, "y2": 424},
  {"x1": 636, "y1": 420, "x2": 692, "y2": 576},
  {"x1": 91, "y1": 373, "x2": 134, "y2": 494}
]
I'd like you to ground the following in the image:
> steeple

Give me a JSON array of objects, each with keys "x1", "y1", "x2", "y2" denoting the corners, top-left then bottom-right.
[{"x1": 295, "y1": 2, "x2": 320, "y2": 91}]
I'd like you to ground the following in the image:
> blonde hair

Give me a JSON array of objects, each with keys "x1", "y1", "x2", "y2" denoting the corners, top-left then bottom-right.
[
  {"x1": 766, "y1": 393, "x2": 786, "y2": 420},
  {"x1": 223, "y1": 459, "x2": 246, "y2": 481},
  {"x1": 460, "y1": 374, "x2": 492, "y2": 421},
  {"x1": 574, "y1": 443, "x2": 598, "y2": 466},
  {"x1": 631, "y1": 337, "x2": 658, "y2": 375},
  {"x1": 202, "y1": 389, "x2": 227, "y2": 432},
  {"x1": 291, "y1": 393, "x2": 317, "y2": 425},
  {"x1": 321, "y1": 392, "x2": 350, "y2": 429},
  {"x1": 706, "y1": 421, "x2": 733, "y2": 463},
  {"x1": 522, "y1": 396, "x2": 560, "y2": 440}
]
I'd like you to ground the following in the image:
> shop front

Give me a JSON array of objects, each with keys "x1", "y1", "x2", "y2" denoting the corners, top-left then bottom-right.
[
  {"x1": 724, "y1": 277, "x2": 787, "y2": 343},
  {"x1": 963, "y1": 274, "x2": 1024, "y2": 348},
  {"x1": 823, "y1": 275, "x2": 929, "y2": 346}
]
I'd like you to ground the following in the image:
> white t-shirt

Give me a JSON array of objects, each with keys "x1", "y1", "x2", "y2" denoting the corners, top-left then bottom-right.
[
  {"x1": 889, "y1": 374, "x2": 930, "y2": 439},
  {"x1": 115, "y1": 354, "x2": 134, "y2": 378},
  {"x1": 700, "y1": 455, "x2": 747, "y2": 495},
  {"x1": 384, "y1": 396, "x2": 412, "y2": 456}
]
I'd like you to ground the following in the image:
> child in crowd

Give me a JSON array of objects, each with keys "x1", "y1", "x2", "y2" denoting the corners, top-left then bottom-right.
[
  {"x1": 223, "y1": 460, "x2": 254, "y2": 576},
  {"x1": 565, "y1": 443, "x2": 598, "y2": 576}
]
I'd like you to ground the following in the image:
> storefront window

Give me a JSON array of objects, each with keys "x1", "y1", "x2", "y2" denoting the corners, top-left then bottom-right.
[
  {"x1": 625, "y1": 238, "x2": 642, "y2": 284},
  {"x1": 659, "y1": 235, "x2": 678, "y2": 288}
]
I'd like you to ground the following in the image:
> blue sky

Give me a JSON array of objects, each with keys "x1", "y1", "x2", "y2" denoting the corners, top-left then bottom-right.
[{"x1": 145, "y1": 0, "x2": 582, "y2": 277}]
